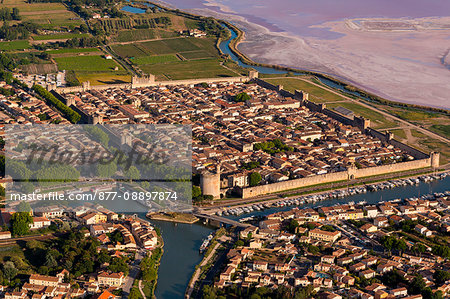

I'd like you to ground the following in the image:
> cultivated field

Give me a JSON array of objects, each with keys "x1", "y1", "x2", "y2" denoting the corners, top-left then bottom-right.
[
  {"x1": 33, "y1": 33, "x2": 90, "y2": 41},
  {"x1": 54, "y1": 55, "x2": 120, "y2": 72},
  {"x1": 47, "y1": 48, "x2": 100, "y2": 55},
  {"x1": 132, "y1": 54, "x2": 178, "y2": 64},
  {"x1": 0, "y1": 40, "x2": 30, "y2": 50},
  {"x1": 111, "y1": 36, "x2": 239, "y2": 80},
  {"x1": 53, "y1": 54, "x2": 129, "y2": 84},
  {"x1": 139, "y1": 58, "x2": 236, "y2": 80},
  {"x1": 1, "y1": 0, "x2": 82, "y2": 29}
]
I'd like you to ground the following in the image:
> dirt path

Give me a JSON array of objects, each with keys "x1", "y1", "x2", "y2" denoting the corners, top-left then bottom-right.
[
  {"x1": 138, "y1": 280, "x2": 146, "y2": 298},
  {"x1": 186, "y1": 235, "x2": 230, "y2": 298}
]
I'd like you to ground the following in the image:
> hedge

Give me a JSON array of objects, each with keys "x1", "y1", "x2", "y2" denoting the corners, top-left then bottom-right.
[{"x1": 32, "y1": 84, "x2": 81, "y2": 123}]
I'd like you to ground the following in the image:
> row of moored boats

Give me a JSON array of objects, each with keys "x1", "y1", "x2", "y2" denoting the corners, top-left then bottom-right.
[{"x1": 215, "y1": 172, "x2": 449, "y2": 217}]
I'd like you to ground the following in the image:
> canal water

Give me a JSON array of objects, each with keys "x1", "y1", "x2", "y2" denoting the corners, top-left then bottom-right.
[{"x1": 142, "y1": 175, "x2": 449, "y2": 299}]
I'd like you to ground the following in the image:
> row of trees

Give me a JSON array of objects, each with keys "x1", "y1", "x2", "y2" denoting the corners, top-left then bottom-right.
[
  {"x1": 32, "y1": 84, "x2": 81, "y2": 123},
  {"x1": 95, "y1": 16, "x2": 171, "y2": 34},
  {"x1": 0, "y1": 7, "x2": 20, "y2": 21},
  {"x1": 0, "y1": 21, "x2": 39, "y2": 40},
  {"x1": 202, "y1": 285, "x2": 314, "y2": 299}
]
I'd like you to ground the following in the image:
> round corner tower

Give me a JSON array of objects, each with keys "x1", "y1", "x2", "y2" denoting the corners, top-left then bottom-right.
[
  {"x1": 430, "y1": 152, "x2": 440, "y2": 169},
  {"x1": 200, "y1": 164, "x2": 221, "y2": 199}
]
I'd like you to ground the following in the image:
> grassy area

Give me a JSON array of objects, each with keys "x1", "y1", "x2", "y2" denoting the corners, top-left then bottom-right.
[
  {"x1": 180, "y1": 50, "x2": 215, "y2": 60},
  {"x1": 54, "y1": 55, "x2": 121, "y2": 72},
  {"x1": 264, "y1": 77, "x2": 347, "y2": 103},
  {"x1": 47, "y1": 47, "x2": 100, "y2": 55},
  {"x1": 132, "y1": 54, "x2": 179, "y2": 64},
  {"x1": 390, "y1": 129, "x2": 407, "y2": 140},
  {"x1": 430, "y1": 124, "x2": 450, "y2": 139},
  {"x1": 139, "y1": 37, "x2": 209, "y2": 55},
  {"x1": 111, "y1": 44, "x2": 149, "y2": 57},
  {"x1": 0, "y1": 40, "x2": 30, "y2": 50},
  {"x1": 411, "y1": 129, "x2": 450, "y2": 165},
  {"x1": 75, "y1": 72, "x2": 131, "y2": 85},
  {"x1": 140, "y1": 58, "x2": 236, "y2": 80},
  {"x1": 325, "y1": 102, "x2": 398, "y2": 129},
  {"x1": 33, "y1": 33, "x2": 90, "y2": 41}
]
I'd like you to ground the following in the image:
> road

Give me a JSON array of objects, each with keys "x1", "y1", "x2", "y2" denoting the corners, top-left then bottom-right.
[
  {"x1": 187, "y1": 234, "x2": 234, "y2": 298},
  {"x1": 122, "y1": 250, "x2": 144, "y2": 298},
  {"x1": 102, "y1": 45, "x2": 139, "y2": 77},
  {"x1": 0, "y1": 232, "x2": 59, "y2": 246}
]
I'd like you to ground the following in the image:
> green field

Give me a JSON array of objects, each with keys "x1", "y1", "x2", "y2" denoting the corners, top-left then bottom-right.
[
  {"x1": 54, "y1": 55, "x2": 121, "y2": 72},
  {"x1": 47, "y1": 47, "x2": 100, "y2": 55},
  {"x1": 264, "y1": 77, "x2": 347, "y2": 103},
  {"x1": 115, "y1": 28, "x2": 157, "y2": 42},
  {"x1": 76, "y1": 72, "x2": 131, "y2": 85},
  {"x1": 132, "y1": 54, "x2": 179, "y2": 64},
  {"x1": 180, "y1": 50, "x2": 215, "y2": 60},
  {"x1": 0, "y1": 40, "x2": 30, "y2": 50},
  {"x1": 1, "y1": 0, "x2": 82, "y2": 28},
  {"x1": 430, "y1": 124, "x2": 450, "y2": 138},
  {"x1": 325, "y1": 102, "x2": 398, "y2": 129},
  {"x1": 33, "y1": 33, "x2": 90, "y2": 41},
  {"x1": 139, "y1": 58, "x2": 237, "y2": 80},
  {"x1": 390, "y1": 129, "x2": 407, "y2": 140},
  {"x1": 111, "y1": 44, "x2": 149, "y2": 57}
]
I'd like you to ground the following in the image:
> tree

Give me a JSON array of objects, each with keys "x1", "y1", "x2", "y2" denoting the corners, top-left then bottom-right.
[
  {"x1": 287, "y1": 219, "x2": 299, "y2": 234},
  {"x1": 248, "y1": 172, "x2": 262, "y2": 187},
  {"x1": 3, "y1": 261, "x2": 17, "y2": 283},
  {"x1": 129, "y1": 287, "x2": 141, "y2": 299},
  {"x1": 434, "y1": 270, "x2": 450, "y2": 285},
  {"x1": 192, "y1": 185, "x2": 201, "y2": 199},
  {"x1": 10, "y1": 212, "x2": 33, "y2": 236},
  {"x1": 233, "y1": 92, "x2": 250, "y2": 102},
  {"x1": 96, "y1": 162, "x2": 117, "y2": 178},
  {"x1": 125, "y1": 166, "x2": 140, "y2": 181},
  {"x1": 17, "y1": 201, "x2": 31, "y2": 213},
  {"x1": 409, "y1": 275, "x2": 426, "y2": 295}
]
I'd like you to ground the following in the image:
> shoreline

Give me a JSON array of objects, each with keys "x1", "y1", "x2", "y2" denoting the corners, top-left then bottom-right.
[
  {"x1": 153, "y1": 1, "x2": 450, "y2": 111},
  {"x1": 146, "y1": 212, "x2": 199, "y2": 224}
]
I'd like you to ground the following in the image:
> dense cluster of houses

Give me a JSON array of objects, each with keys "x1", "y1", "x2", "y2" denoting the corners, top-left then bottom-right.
[
  {"x1": 215, "y1": 193, "x2": 450, "y2": 298},
  {"x1": 0, "y1": 203, "x2": 160, "y2": 298},
  {"x1": 62, "y1": 82, "x2": 412, "y2": 193}
]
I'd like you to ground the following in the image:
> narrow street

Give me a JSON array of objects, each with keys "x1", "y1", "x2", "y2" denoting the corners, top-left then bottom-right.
[{"x1": 122, "y1": 250, "x2": 144, "y2": 298}]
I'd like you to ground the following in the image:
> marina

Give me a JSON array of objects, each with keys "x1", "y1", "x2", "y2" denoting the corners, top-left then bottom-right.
[{"x1": 216, "y1": 172, "x2": 448, "y2": 217}]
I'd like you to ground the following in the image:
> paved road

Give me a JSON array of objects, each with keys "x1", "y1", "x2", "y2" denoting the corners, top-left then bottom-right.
[
  {"x1": 122, "y1": 250, "x2": 144, "y2": 298},
  {"x1": 138, "y1": 280, "x2": 146, "y2": 298}
]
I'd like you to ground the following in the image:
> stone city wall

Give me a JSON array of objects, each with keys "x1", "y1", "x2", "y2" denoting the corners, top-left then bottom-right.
[
  {"x1": 241, "y1": 157, "x2": 431, "y2": 198},
  {"x1": 55, "y1": 76, "x2": 250, "y2": 93}
]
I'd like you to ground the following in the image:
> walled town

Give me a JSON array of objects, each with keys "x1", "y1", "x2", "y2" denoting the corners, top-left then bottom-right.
[
  {"x1": 0, "y1": 74, "x2": 445, "y2": 299},
  {"x1": 53, "y1": 80, "x2": 437, "y2": 199}
]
